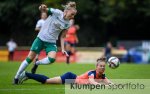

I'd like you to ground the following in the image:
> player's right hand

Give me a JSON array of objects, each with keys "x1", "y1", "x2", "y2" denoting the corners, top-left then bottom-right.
[{"x1": 62, "y1": 50, "x2": 69, "y2": 57}]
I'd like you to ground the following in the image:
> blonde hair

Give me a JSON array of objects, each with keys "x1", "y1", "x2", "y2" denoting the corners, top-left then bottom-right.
[{"x1": 62, "y1": 1, "x2": 76, "y2": 10}]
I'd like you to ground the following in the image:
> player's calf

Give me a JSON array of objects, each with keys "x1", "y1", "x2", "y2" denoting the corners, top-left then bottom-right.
[{"x1": 31, "y1": 57, "x2": 55, "y2": 74}]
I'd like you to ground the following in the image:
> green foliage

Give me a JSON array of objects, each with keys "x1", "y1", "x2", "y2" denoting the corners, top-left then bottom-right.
[
  {"x1": 43, "y1": 0, "x2": 63, "y2": 9},
  {"x1": 0, "y1": 0, "x2": 150, "y2": 46},
  {"x1": 0, "y1": 0, "x2": 42, "y2": 45}
]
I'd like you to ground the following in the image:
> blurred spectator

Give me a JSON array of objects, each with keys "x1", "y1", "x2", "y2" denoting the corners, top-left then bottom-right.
[
  {"x1": 35, "y1": 12, "x2": 47, "y2": 32},
  {"x1": 118, "y1": 45, "x2": 125, "y2": 50},
  {"x1": 64, "y1": 19, "x2": 80, "y2": 64},
  {"x1": 103, "y1": 42, "x2": 113, "y2": 59},
  {"x1": 122, "y1": 46, "x2": 150, "y2": 63},
  {"x1": 6, "y1": 38, "x2": 17, "y2": 61}
]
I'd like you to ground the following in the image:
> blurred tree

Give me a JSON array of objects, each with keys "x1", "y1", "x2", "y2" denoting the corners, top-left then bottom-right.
[
  {"x1": 99, "y1": 0, "x2": 150, "y2": 43},
  {"x1": 0, "y1": 0, "x2": 42, "y2": 46},
  {"x1": 0, "y1": 0, "x2": 150, "y2": 47}
]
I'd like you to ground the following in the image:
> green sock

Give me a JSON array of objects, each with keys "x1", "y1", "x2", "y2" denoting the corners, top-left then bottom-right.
[{"x1": 26, "y1": 57, "x2": 32, "y2": 64}]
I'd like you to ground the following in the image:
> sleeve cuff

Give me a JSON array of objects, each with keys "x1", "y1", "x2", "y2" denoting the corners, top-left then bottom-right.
[{"x1": 48, "y1": 8, "x2": 52, "y2": 15}]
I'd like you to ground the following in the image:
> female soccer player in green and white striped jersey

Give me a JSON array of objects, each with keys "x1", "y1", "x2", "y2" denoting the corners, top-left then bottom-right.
[{"x1": 14, "y1": 1, "x2": 77, "y2": 84}]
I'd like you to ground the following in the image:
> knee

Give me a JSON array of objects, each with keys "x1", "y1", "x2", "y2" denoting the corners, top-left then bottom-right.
[
  {"x1": 48, "y1": 57, "x2": 56, "y2": 64},
  {"x1": 28, "y1": 51, "x2": 36, "y2": 60}
]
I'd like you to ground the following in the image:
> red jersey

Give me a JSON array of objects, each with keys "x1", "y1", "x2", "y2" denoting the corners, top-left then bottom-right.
[{"x1": 64, "y1": 26, "x2": 77, "y2": 44}]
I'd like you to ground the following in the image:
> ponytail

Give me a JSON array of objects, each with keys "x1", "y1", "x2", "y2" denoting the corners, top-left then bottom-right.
[{"x1": 62, "y1": 1, "x2": 76, "y2": 10}]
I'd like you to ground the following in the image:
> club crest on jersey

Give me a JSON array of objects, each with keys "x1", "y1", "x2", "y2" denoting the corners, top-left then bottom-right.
[{"x1": 65, "y1": 24, "x2": 69, "y2": 28}]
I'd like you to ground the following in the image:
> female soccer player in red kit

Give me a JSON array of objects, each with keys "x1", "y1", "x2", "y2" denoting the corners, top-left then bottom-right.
[{"x1": 64, "y1": 19, "x2": 79, "y2": 64}]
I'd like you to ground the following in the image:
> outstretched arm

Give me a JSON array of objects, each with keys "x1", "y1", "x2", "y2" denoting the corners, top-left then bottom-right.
[
  {"x1": 39, "y1": 4, "x2": 60, "y2": 15},
  {"x1": 88, "y1": 78, "x2": 101, "y2": 85},
  {"x1": 88, "y1": 74, "x2": 102, "y2": 85},
  {"x1": 60, "y1": 30, "x2": 69, "y2": 56},
  {"x1": 88, "y1": 74, "x2": 113, "y2": 86},
  {"x1": 103, "y1": 77, "x2": 114, "y2": 85}
]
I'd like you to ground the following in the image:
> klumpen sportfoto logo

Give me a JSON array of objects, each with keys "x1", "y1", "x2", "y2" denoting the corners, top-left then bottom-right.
[
  {"x1": 70, "y1": 83, "x2": 105, "y2": 91},
  {"x1": 69, "y1": 82, "x2": 145, "y2": 91}
]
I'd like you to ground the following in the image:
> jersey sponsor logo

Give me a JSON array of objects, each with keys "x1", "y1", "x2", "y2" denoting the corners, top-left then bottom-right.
[{"x1": 65, "y1": 24, "x2": 69, "y2": 28}]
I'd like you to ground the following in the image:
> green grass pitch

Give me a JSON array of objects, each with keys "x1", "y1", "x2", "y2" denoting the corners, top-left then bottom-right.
[{"x1": 0, "y1": 61, "x2": 150, "y2": 94}]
